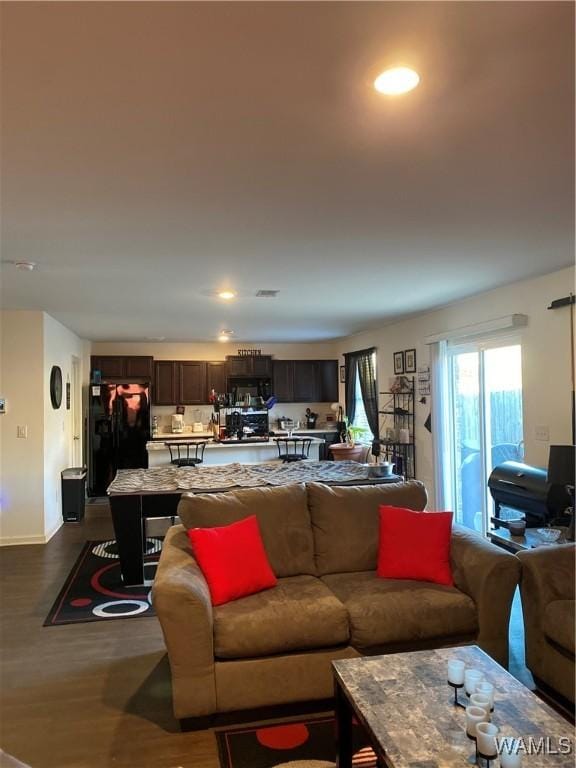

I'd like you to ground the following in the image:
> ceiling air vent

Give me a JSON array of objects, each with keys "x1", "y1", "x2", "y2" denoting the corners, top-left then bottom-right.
[{"x1": 255, "y1": 290, "x2": 279, "y2": 298}]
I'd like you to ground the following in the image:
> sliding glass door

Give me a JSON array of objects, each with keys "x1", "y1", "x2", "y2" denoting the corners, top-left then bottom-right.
[{"x1": 448, "y1": 340, "x2": 524, "y2": 533}]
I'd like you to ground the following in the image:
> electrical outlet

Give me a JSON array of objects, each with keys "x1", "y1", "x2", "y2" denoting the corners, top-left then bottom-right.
[
  {"x1": 17, "y1": 425, "x2": 28, "y2": 438},
  {"x1": 535, "y1": 425, "x2": 550, "y2": 442}
]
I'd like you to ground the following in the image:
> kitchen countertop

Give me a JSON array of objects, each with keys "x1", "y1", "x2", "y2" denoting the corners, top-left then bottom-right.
[
  {"x1": 151, "y1": 431, "x2": 214, "y2": 440},
  {"x1": 147, "y1": 436, "x2": 325, "y2": 451}
]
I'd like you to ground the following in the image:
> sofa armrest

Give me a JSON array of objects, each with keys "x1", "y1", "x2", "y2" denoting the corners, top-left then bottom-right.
[
  {"x1": 450, "y1": 524, "x2": 521, "y2": 667},
  {"x1": 152, "y1": 524, "x2": 216, "y2": 719}
]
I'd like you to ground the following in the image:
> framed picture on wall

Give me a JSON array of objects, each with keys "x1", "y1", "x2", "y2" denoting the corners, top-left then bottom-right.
[
  {"x1": 405, "y1": 348, "x2": 416, "y2": 373},
  {"x1": 339, "y1": 365, "x2": 346, "y2": 383},
  {"x1": 393, "y1": 351, "x2": 404, "y2": 375}
]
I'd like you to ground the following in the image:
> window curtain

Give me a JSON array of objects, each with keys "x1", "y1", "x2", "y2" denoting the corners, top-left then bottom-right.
[
  {"x1": 344, "y1": 354, "x2": 358, "y2": 426},
  {"x1": 429, "y1": 340, "x2": 453, "y2": 510},
  {"x1": 344, "y1": 347, "x2": 378, "y2": 437}
]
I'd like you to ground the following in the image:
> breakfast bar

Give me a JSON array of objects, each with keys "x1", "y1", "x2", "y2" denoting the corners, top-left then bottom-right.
[
  {"x1": 108, "y1": 462, "x2": 402, "y2": 585},
  {"x1": 146, "y1": 436, "x2": 324, "y2": 466}
]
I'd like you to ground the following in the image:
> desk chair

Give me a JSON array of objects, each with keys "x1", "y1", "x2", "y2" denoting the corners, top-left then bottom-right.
[
  {"x1": 275, "y1": 437, "x2": 312, "y2": 463},
  {"x1": 165, "y1": 441, "x2": 207, "y2": 467}
]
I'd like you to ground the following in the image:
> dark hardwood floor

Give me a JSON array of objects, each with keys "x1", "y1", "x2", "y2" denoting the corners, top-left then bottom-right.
[
  {"x1": 0, "y1": 504, "x2": 218, "y2": 768},
  {"x1": 0, "y1": 503, "x2": 534, "y2": 768}
]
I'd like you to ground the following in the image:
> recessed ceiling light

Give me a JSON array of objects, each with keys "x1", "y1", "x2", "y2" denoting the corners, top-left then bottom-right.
[
  {"x1": 15, "y1": 261, "x2": 37, "y2": 271},
  {"x1": 218, "y1": 329, "x2": 234, "y2": 342},
  {"x1": 218, "y1": 290, "x2": 237, "y2": 301},
  {"x1": 374, "y1": 67, "x2": 420, "y2": 95}
]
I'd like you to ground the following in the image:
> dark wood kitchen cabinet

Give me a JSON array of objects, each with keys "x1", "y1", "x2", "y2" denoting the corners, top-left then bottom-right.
[
  {"x1": 179, "y1": 361, "x2": 207, "y2": 404},
  {"x1": 154, "y1": 360, "x2": 212, "y2": 405},
  {"x1": 293, "y1": 360, "x2": 319, "y2": 402},
  {"x1": 317, "y1": 360, "x2": 339, "y2": 403},
  {"x1": 226, "y1": 355, "x2": 272, "y2": 377},
  {"x1": 153, "y1": 361, "x2": 177, "y2": 405},
  {"x1": 272, "y1": 360, "x2": 294, "y2": 402},
  {"x1": 206, "y1": 362, "x2": 227, "y2": 398},
  {"x1": 272, "y1": 359, "x2": 338, "y2": 403},
  {"x1": 91, "y1": 355, "x2": 153, "y2": 381}
]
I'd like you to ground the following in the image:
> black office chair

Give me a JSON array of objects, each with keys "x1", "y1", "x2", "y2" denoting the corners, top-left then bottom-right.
[
  {"x1": 165, "y1": 441, "x2": 207, "y2": 467},
  {"x1": 274, "y1": 437, "x2": 312, "y2": 463}
]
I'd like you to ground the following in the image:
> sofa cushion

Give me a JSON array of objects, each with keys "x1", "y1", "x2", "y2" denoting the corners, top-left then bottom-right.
[
  {"x1": 321, "y1": 571, "x2": 477, "y2": 649},
  {"x1": 178, "y1": 483, "x2": 315, "y2": 577},
  {"x1": 377, "y1": 506, "x2": 453, "y2": 586},
  {"x1": 543, "y1": 599, "x2": 575, "y2": 655},
  {"x1": 187, "y1": 515, "x2": 277, "y2": 606},
  {"x1": 213, "y1": 575, "x2": 349, "y2": 659},
  {"x1": 308, "y1": 481, "x2": 427, "y2": 576}
]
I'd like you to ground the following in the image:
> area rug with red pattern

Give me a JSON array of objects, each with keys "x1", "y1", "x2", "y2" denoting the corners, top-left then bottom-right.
[
  {"x1": 43, "y1": 538, "x2": 162, "y2": 625},
  {"x1": 215, "y1": 716, "x2": 377, "y2": 768}
]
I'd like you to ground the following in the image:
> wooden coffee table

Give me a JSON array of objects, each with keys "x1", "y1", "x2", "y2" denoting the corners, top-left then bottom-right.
[{"x1": 333, "y1": 646, "x2": 573, "y2": 768}]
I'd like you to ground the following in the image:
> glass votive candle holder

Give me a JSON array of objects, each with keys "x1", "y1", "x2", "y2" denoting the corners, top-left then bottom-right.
[
  {"x1": 470, "y1": 692, "x2": 491, "y2": 716},
  {"x1": 447, "y1": 659, "x2": 465, "y2": 685},
  {"x1": 464, "y1": 668, "x2": 484, "y2": 696},
  {"x1": 499, "y1": 738, "x2": 522, "y2": 767},
  {"x1": 475, "y1": 680, "x2": 495, "y2": 710},
  {"x1": 476, "y1": 722, "x2": 499, "y2": 759},
  {"x1": 465, "y1": 704, "x2": 488, "y2": 740}
]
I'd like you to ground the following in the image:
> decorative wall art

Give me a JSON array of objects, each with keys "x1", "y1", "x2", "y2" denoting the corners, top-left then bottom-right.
[
  {"x1": 404, "y1": 348, "x2": 416, "y2": 373},
  {"x1": 393, "y1": 351, "x2": 404, "y2": 375}
]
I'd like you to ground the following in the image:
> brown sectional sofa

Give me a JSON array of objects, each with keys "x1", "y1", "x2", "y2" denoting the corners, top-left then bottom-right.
[
  {"x1": 152, "y1": 480, "x2": 521, "y2": 721},
  {"x1": 518, "y1": 543, "x2": 575, "y2": 704}
]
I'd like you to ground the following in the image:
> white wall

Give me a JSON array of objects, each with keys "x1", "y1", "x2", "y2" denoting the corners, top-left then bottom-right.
[
  {"x1": 335, "y1": 267, "x2": 575, "y2": 504},
  {"x1": 0, "y1": 310, "x2": 88, "y2": 545},
  {"x1": 0, "y1": 311, "x2": 46, "y2": 544},
  {"x1": 43, "y1": 313, "x2": 88, "y2": 541}
]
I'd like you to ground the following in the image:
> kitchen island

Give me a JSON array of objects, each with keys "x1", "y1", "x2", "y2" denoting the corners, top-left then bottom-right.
[{"x1": 147, "y1": 436, "x2": 324, "y2": 466}]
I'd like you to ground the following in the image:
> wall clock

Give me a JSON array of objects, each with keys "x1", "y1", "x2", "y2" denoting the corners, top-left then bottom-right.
[{"x1": 50, "y1": 365, "x2": 63, "y2": 409}]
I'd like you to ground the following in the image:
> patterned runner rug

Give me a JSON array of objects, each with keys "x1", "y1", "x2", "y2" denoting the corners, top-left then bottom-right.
[{"x1": 43, "y1": 538, "x2": 162, "y2": 626}]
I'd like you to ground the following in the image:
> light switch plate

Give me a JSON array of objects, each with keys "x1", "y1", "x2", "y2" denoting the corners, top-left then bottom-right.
[
  {"x1": 535, "y1": 425, "x2": 550, "y2": 442},
  {"x1": 17, "y1": 425, "x2": 28, "y2": 438}
]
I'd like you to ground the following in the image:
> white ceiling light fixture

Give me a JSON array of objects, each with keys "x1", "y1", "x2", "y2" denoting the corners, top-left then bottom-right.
[
  {"x1": 14, "y1": 261, "x2": 37, "y2": 271},
  {"x1": 374, "y1": 67, "x2": 420, "y2": 95},
  {"x1": 218, "y1": 290, "x2": 236, "y2": 301},
  {"x1": 218, "y1": 329, "x2": 234, "y2": 342}
]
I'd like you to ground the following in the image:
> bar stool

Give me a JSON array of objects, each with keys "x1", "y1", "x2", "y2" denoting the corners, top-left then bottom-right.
[
  {"x1": 165, "y1": 441, "x2": 207, "y2": 467},
  {"x1": 274, "y1": 437, "x2": 312, "y2": 463}
]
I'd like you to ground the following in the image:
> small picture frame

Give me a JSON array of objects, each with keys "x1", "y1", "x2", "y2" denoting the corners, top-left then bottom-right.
[
  {"x1": 339, "y1": 365, "x2": 346, "y2": 383},
  {"x1": 405, "y1": 348, "x2": 416, "y2": 373},
  {"x1": 393, "y1": 351, "x2": 404, "y2": 375}
]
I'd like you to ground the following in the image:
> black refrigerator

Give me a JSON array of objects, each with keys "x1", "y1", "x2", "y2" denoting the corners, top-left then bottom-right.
[{"x1": 88, "y1": 382, "x2": 151, "y2": 496}]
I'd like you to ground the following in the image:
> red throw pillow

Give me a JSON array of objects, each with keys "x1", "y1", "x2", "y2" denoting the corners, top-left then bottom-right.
[
  {"x1": 377, "y1": 505, "x2": 454, "y2": 586},
  {"x1": 187, "y1": 515, "x2": 277, "y2": 606}
]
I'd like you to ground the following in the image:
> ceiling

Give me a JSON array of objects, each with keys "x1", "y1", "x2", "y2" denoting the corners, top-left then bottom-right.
[{"x1": 1, "y1": 2, "x2": 574, "y2": 342}]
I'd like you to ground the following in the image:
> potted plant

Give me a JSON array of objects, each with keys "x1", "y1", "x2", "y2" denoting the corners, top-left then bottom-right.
[{"x1": 330, "y1": 421, "x2": 369, "y2": 462}]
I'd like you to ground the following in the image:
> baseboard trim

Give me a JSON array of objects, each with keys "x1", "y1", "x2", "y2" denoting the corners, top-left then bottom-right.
[{"x1": 0, "y1": 519, "x2": 63, "y2": 547}]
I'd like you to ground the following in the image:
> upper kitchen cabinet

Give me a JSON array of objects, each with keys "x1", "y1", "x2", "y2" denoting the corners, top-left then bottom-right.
[
  {"x1": 272, "y1": 359, "x2": 338, "y2": 403},
  {"x1": 153, "y1": 361, "x2": 177, "y2": 405},
  {"x1": 91, "y1": 355, "x2": 154, "y2": 381},
  {"x1": 179, "y1": 361, "x2": 207, "y2": 404},
  {"x1": 293, "y1": 360, "x2": 319, "y2": 402},
  {"x1": 317, "y1": 360, "x2": 339, "y2": 403},
  {"x1": 272, "y1": 360, "x2": 294, "y2": 402},
  {"x1": 206, "y1": 362, "x2": 227, "y2": 397},
  {"x1": 226, "y1": 355, "x2": 272, "y2": 377}
]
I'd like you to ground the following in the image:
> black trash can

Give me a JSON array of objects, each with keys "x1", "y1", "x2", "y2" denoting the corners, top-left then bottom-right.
[{"x1": 61, "y1": 467, "x2": 87, "y2": 522}]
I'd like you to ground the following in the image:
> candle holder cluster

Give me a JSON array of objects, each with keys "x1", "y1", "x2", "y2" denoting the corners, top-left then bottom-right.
[{"x1": 446, "y1": 658, "x2": 519, "y2": 767}]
